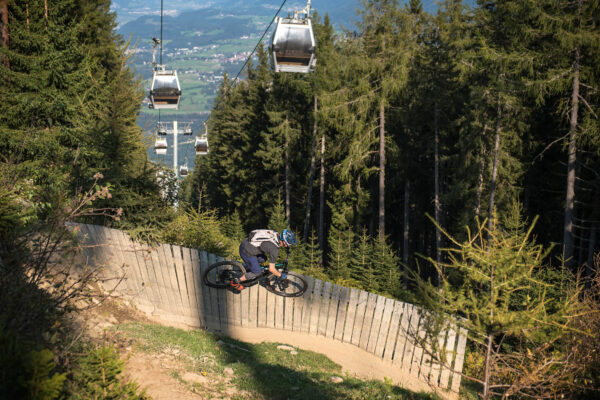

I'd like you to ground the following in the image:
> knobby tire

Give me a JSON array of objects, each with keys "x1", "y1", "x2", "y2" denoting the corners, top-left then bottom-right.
[
  {"x1": 202, "y1": 260, "x2": 246, "y2": 288},
  {"x1": 264, "y1": 272, "x2": 307, "y2": 297}
]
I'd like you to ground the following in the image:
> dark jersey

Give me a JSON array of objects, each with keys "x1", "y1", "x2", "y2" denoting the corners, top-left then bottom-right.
[{"x1": 240, "y1": 238, "x2": 279, "y2": 263}]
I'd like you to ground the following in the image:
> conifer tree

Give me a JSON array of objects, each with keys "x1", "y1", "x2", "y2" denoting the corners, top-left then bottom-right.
[
  {"x1": 416, "y1": 209, "x2": 587, "y2": 399},
  {"x1": 267, "y1": 192, "x2": 288, "y2": 233},
  {"x1": 372, "y1": 231, "x2": 401, "y2": 296}
]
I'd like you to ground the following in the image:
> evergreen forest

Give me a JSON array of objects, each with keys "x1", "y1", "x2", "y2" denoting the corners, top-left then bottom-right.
[{"x1": 0, "y1": 0, "x2": 599, "y2": 398}]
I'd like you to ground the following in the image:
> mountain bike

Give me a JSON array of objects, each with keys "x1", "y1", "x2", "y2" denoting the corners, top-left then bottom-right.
[{"x1": 202, "y1": 251, "x2": 307, "y2": 297}]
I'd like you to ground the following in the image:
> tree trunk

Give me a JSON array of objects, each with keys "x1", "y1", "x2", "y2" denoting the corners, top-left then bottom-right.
[
  {"x1": 482, "y1": 333, "x2": 494, "y2": 399},
  {"x1": 587, "y1": 186, "x2": 599, "y2": 276},
  {"x1": 285, "y1": 116, "x2": 291, "y2": 222},
  {"x1": 434, "y1": 101, "x2": 441, "y2": 285},
  {"x1": 403, "y1": 179, "x2": 410, "y2": 273},
  {"x1": 379, "y1": 101, "x2": 386, "y2": 239},
  {"x1": 488, "y1": 100, "x2": 502, "y2": 233},
  {"x1": 318, "y1": 133, "x2": 326, "y2": 252},
  {"x1": 303, "y1": 95, "x2": 318, "y2": 242},
  {"x1": 475, "y1": 124, "x2": 488, "y2": 218},
  {"x1": 563, "y1": 47, "x2": 580, "y2": 269},
  {"x1": 0, "y1": 0, "x2": 8, "y2": 49}
]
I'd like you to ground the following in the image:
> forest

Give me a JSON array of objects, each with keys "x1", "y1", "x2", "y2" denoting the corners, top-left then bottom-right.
[
  {"x1": 0, "y1": 0, "x2": 599, "y2": 399},
  {"x1": 183, "y1": 0, "x2": 599, "y2": 291}
]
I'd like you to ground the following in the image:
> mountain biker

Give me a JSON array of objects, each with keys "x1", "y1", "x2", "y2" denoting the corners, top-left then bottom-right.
[{"x1": 231, "y1": 229, "x2": 297, "y2": 291}]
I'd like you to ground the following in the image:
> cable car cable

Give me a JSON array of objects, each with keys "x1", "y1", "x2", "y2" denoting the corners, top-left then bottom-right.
[
  {"x1": 233, "y1": 0, "x2": 288, "y2": 85},
  {"x1": 160, "y1": 0, "x2": 164, "y2": 65}
]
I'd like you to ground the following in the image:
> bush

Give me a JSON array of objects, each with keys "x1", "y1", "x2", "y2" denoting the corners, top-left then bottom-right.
[{"x1": 65, "y1": 345, "x2": 149, "y2": 400}]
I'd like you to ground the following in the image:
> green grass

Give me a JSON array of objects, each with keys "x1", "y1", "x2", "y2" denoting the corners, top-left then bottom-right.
[{"x1": 115, "y1": 322, "x2": 440, "y2": 400}]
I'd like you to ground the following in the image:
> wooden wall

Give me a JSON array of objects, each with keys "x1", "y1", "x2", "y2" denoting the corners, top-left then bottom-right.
[{"x1": 75, "y1": 223, "x2": 467, "y2": 393}]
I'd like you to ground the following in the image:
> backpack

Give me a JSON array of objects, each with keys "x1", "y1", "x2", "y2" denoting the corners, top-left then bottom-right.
[{"x1": 248, "y1": 229, "x2": 279, "y2": 248}]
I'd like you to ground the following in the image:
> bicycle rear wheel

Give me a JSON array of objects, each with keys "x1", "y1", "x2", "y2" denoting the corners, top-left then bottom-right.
[
  {"x1": 202, "y1": 261, "x2": 246, "y2": 288},
  {"x1": 265, "y1": 272, "x2": 307, "y2": 297}
]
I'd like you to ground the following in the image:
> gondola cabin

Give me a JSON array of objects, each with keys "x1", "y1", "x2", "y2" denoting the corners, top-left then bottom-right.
[
  {"x1": 149, "y1": 67, "x2": 182, "y2": 109},
  {"x1": 179, "y1": 164, "x2": 189, "y2": 176},
  {"x1": 154, "y1": 137, "x2": 168, "y2": 155},
  {"x1": 271, "y1": 16, "x2": 316, "y2": 73},
  {"x1": 183, "y1": 126, "x2": 193, "y2": 135},
  {"x1": 195, "y1": 136, "x2": 209, "y2": 156}
]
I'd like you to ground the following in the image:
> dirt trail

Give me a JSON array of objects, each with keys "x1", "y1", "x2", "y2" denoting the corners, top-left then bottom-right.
[{"x1": 83, "y1": 298, "x2": 455, "y2": 400}]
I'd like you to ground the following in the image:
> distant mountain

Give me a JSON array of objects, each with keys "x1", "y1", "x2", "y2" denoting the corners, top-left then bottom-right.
[{"x1": 112, "y1": 0, "x2": 362, "y2": 29}]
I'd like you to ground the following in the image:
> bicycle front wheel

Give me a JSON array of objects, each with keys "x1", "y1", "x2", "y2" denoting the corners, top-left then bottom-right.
[
  {"x1": 202, "y1": 261, "x2": 246, "y2": 289},
  {"x1": 265, "y1": 272, "x2": 307, "y2": 297}
]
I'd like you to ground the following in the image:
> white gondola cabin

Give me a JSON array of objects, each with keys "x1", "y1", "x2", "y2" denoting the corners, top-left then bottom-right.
[
  {"x1": 179, "y1": 163, "x2": 189, "y2": 176},
  {"x1": 149, "y1": 66, "x2": 182, "y2": 110},
  {"x1": 270, "y1": 2, "x2": 316, "y2": 73},
  {"x1": 154, "y1": 137, "x2": 167, "y2": 155},
  {"x1": 195, "y1": 136, "x2": 209, "y2": 155}
]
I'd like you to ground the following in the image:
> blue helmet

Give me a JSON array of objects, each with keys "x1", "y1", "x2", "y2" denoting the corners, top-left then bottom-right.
[{"x1": 280, "y1": 229, "x2": 297, "y2": 246}]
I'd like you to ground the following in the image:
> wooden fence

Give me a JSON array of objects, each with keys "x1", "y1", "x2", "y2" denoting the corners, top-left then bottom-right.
[{"x1": 75, "y1": 223, "x2": 467, "y2": 394}]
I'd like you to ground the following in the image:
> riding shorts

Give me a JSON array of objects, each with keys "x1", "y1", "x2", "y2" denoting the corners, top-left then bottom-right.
[{"x1": 239, "y1": 243, "x2": 266, "y2": 280}]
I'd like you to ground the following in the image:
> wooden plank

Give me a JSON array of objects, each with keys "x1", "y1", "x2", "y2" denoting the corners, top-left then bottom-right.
[
  {"x1": 172, "y1": 245, "x2": 193, "y2": 317},
  {"x1": 132, "y1": 239, "x2": 158, "y2": 308},
  {"x1": 428, "y1": 323, "x2": 447, "y2": 388},
  {"x1": 89, "y1": 225, "x2": 114, "y2": 282},
  {"x1": 257, "y1": 279, "x2": 268, "y2": 328},
  {"x1": 225, "y1": 265, "x2": 238, "y2": 327},
  {"x1": 439, "y1": 324, "x2": 457, "y2": 389},
  {"x1": 214, "y1": 255, "x2": 229, "y2": 331},
  {"x1": 108, "y1": 228, "x2": 139, "y2": 300},
  {"x1": 101, "y1": 229, "x2": 133, "y2": 295},
  {"x1": 150, "y1": 241, "x2": 174, "y2": 314},
  {"x1": 116, "y1": 230, "x2": 150, "y2": 306},
  {"x1": 182, "y1": 247, "x2": 201, "y2": 322},
  {"x1": 275, "y1": 288, "x2": 284, "y2": 330},
  {"x1": 343, "y1": 288, "x2": 359, "y2": 343},
  {"x1": 318, "y1": 281, "x2": 331, "y2": 337},
  {"x1": 299, "y1": 276, "x2": 313, "y2": 333},
  {"x1": 450, "y1": 327, "x2": 468, "y2": 392},
  {"x1": 367, "y1": 295, "x2": 386, "y2": 354},
  {"x1": 411, "y1": 308, "x2": 426, "y2": 377},
  {"x1": 203, "y1": 252, "x2": 221, "y2": 330},
  {"x1": 190, "y1": 249, "x2": 205, "y2": 327},
  {"x1": 266, "y1": 281, "x2": 277, "y2": 328},
  {"x1": 145, "y1": 242, "x2": 168, "y2": 311},
  {"x1": 294, "y1": 276, "x2": 310, "y2": 332},
  {"x1": 393, "y1": 303, "x2": 413, "y2": 367},
  {"x1": 359, "y1": 292, "x2": 377, "y2": 350},
  {"x1": 334, "y1": 287, "x2": 349, "y2": 341},
  {"x1": 325, "y1": 284, "x2": 341, "y2": 338},
  {"x1": 375, "y1": 298, "x2": 395, "y2": 358},
  {"x1": 351, "y1": 290, "x2": 369, "y2": 346},
  {"x1": 248, "y1": 281, "x2": 259, "y2": 328},
  {"x1": 383, "y1": 301, "x2": 404, "y2": 362},
  {"x1": 240, "y1": 274, "x2": 251, "y2": 327},
  {"x1": 417, "y1": 311, "x2": 434, "y2": 382},
  {"x1": 308, "y1": 279, "x2": 322, "y2": 335},
  {"x1": 155, "y1": 243, "x2": 179, "y2": 318},
  {"x1": 283, "y1": 296, "x2": 293, "y2": 331},
  {"x1": 211, "y1": 254, "x2": 228, "y2": 331},
  {"x1": 161, "y1": 244, "x2": 186, "y2": 316},
  {"x1": 143, "y1": 242, "x2": 168, "y2": 314},
  {"x1": 403, "y1": 307, "x2": 421, "y2": 373}
]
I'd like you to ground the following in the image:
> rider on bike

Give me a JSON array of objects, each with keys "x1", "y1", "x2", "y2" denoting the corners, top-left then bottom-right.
[{"x1": 231, "y1": 229, "x2": 297, "y2": 291}]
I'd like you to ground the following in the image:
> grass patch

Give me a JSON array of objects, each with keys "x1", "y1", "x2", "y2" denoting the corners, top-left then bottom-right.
[{"x1": 115, "y1": 322, "x2": 439, "y2": 400}]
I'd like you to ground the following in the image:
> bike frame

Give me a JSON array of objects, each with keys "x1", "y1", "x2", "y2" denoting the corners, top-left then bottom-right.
[{"x1": 247, "y1": 248, "x2": 290, "y2": 284}]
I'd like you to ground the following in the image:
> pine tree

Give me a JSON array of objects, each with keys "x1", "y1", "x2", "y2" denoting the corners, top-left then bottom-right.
[
  {"x1": 372, "y1": 231, "x2": 401, "y2": 297},
  {"x1": 267, "y1": 191, "x2": 288, "y2": 233},
  {"x1": 350, "y1": 227, "x2": 376, "y2": 290},
  {"x1": 416, "y1": 209, "x2": 586, "y2": 399}
]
